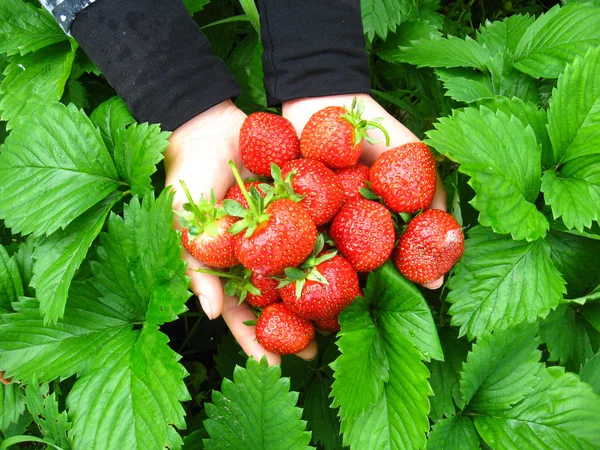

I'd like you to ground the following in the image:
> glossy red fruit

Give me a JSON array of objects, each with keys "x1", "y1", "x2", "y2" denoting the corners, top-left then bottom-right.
[
  {"x1": 234, "y1": 199, "x2": 317, "y2": 276},
  {"x1": 335, "y1": 164, "x2": 370, "y2": 203},
  {"x1": 256, "y1": 303, "x2": 315, "y2": 355},
  {"x1": 240, "y1": 113, "x2": 300, "y2": 176},
  {"x1": 182, "y1": 215, "x2": 239, "y2": 268},
  {"x1": 394, "y1": 209, "x2": 464, "y2": 284},
  {"x1": 225, "y1": 182, "x2": 267, "y2": 209},
  {"x1": 246, "y1": 272, "x2": 280, "y2": 308},
  {"x1": 314, "y1": 316, "x2": 340, "y2": 333},
  {"x1": 370, "y1": 142, "x2": 437, "y2": 214},
  {"x1": 280, "y1": 254, "x2": 360, "y2": 320},
  {"x1": 281, "y1": 159, "x2": 344, "y2": 226},
  {"x1": 329, "y1": 198, "x2": 395, "y2": 272}
]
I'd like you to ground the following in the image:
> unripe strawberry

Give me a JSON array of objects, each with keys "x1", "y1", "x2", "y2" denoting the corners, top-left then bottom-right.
[
  {"x1": 256, "y1": 303, "x2": 314, "y2": 355},
  {"x1": 370, "y1": 142, "x2": 437, "y2": 214},
  {"x1": 394, "y1": 209, "x2": 464, "y2": 284}
]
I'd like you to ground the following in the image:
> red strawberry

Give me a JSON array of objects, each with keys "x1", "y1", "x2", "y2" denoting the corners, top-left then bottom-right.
[
  {"x1": 369, "y1": 142, "x2": 437, "y2": 214},
  {"x1": 280, "y1": 159, "x2": 344, "y2": 226},
  {"x1": 240, "y1": 113, "x2": 300, "y2": 176},
  {"x1": 225, "y1": 182, "x2": 268, "y2": 209},
  {"x1": 256, "y1": 303, "x2": 315, "y2": 355},
  {"x1": 335, "y1": 164, "x2": 370, "y2": 203},
  {"x1": 178, "y1": 182, "x2": 238, "y2": 268},
  {"x1": 300, "y1": 99, "x2": 390, "y2": 169},
  {"x1": 394, "y1": 209, "x2": 464, "y2": 284},
  {"x1": 329, "y1": 198, "x2": 395, "y2": 272},
  {"x1": 280, "y1": 253, "x2": 359, "y2": 320},
  {"x1": 246, "y1": 272, "x2": 280, "y2": 307},
  {"x1": 314, "y1": 316, "x2": 340, "y2": 333}
]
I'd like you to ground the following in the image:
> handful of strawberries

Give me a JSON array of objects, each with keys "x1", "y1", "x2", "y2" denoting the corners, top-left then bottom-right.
[{"x1": 178, "y1": 99, "x2": 464, "y2": 355}]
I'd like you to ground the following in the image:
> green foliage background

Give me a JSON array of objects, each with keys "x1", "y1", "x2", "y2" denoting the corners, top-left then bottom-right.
[{"x1": 1, "y1": 0, "x2": 600, "y2": 449}]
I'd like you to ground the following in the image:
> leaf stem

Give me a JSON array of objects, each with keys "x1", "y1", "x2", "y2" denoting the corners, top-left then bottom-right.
[
  {"x1": 228, "y1": 160, "x2": 259, "y2": 216},
  {"x1": 366, "y1": 120, "x2": 391, "y2": 146}
]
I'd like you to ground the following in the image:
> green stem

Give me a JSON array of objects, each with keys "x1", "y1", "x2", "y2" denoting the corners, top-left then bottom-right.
[
  {"x1": 178, "y1": 317, "x2": 203, "y2": 353},
  {"x1": 179, "y1": 179, "x2": 202, "y2": 217},
  {"x1": 228, "y1": 160, "x2": 259, "y2": 216},
  {"x1": 367, "y1": 120, "x2": 391, "y2": 146},
  {"x1": 195, "y1": 268, "x2": 241, "y2": 279}
]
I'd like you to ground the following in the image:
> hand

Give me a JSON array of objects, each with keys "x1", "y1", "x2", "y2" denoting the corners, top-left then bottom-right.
[
  {"x1": 282, "y1": 94, "x2": 447, "y2": 289},
  {"x1": 165, "y1": 100, "x2": 317, "y2": 365}
]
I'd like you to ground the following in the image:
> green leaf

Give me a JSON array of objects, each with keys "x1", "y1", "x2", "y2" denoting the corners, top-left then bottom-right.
[
  {"x1": 486, "y1": 53, "x2": 540, "y2": 105},
  {"x1": 428, "y1": 327, "x2": 470, "y2": 422},
  {"x1": 0, "y1": 0, "x2": 67, "y2": 56},
  {"x1": 330, "y1": 297, "x2": 389, "y2": 418},
  {"x1": 67, "y1": 326, "x2": 190, "y2": 450},
  {"x1": 361, "y1": 0, "x2": 414, "y2": 41},
  {"x1": 514, "y1": 4, "x2": 600, "y2": 78},
  {"x1": 61, "y1": 78, "x2": 89, "y2": 109},
  {"x1": 0, "y1": 384, "x2": 25, "y2": 432},
  {"x1": 183, "y1": 429, "x2": 208, "y2": 449},
  {"x1": 0, "y1": 42, "x2": 75, "y2": 129},
  {"x1": 397, "y1": 35, "x2": 491, "y2": 70},
  {"x1": 203, "y1": 357, "x2": 312, "y2": 450},
  {"x1": 0, "y1": 245, "x2": 22, "y2": 312},
  {"x1": 376, "y1": 18, "x2": 442, "y2": 62},
  {"x1": 90, "y1": 97, "x2": 135, "y2": 155},
  {"x1": 476, "y1": 14, "x2": 535, "y2": 56},
  {"x1": 303, "y1": 377, "x2": 343, "y2": 450},
  {"x1": 30, "y1": 191, "x2": 122, "y2": 324},
  {"x1": 435, "y1": 68, "x2": 494, "y2": 103},
  {"x1": 427, "y1": 415, "x2": 480, "y2": 450},
  {"x1": 25, "y1": 382, "x2": 70, "y2": 449},
  {"x1": 0, "y1": 102, "x2": 121, "y2": 237},
  {"x1": 183, "y1": 0, "x2": 210, "y2": 15},
  {"x1": 91, "y1": 190, "x2": 190, "y2": 325},
  {"x1": 113, "y1": 123, "x2": 169, "y2": 196},
  {"x1": 460, "y1": 324, "x2": 542, "y2": 412},
  {"x1": 227, "y1": 35, "x2": 268, "y2": 111},
  {"x1": 237, "y1": 0, "x2": 260, "y2": 36},
  {"x1": 447, "y1": 226, "x2": 566, "y2": 339},
  {"x1": 427, "y1": 107, "x2": 548, "y2": 241},
  {"x1": 14, "y1": 238, "x2": 34, "y2": 297},
  {"x1": 580, "y1": 352, "x2": 600, "y2": 395},
  {"x1": 475, "y1": 366, "x2": 600, "y2": 449}
]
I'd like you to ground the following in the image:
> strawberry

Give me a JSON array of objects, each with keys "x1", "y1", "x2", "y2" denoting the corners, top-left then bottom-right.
[
  {"x1": 178, "y1": 181, "x2": 238, "y2": 268},
  {"x1": 300, "y1": 98, "x2": 390, "y2": 169},
  {"x1": 369, "y1": 142, "x2": 437, "y2": 214},
  {"x1": 278, "y1": 236, "x2": 360, "y2": 320},
  {"x1": 256, "y1": 303, "x2": 315, "y2": 355},
  {"x1": 240, "y1": 112, "x2": 300, "y2": 176},
  {"x1": 280, "y1": 159, "x2": 344, "y2": 226},
  {"x1": 225, "y1": 182, "x2": 267, "y2": 208},
  {"x1": 247, "y1": 272, "x2": 280, "y2": 307},
  {"x1": 394, "y1": 209, "x2": 464, "y2": 284},
  {"x1": 314, "y1": 316, "x2": 340, "y2": 333},
  {"x1": 334, "y1": 163, "x2": 370, "y2": 203},
  {"x1": 329, "y1": 198, "x2": 395, "y2": 272},
  {"x1": 224, "y1": 162, "x2": 317, "y2": 276}
]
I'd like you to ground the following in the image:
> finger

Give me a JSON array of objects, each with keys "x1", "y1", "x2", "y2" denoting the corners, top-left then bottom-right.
[
  {"x1": 184, "y1": 252, "x2": 223, "y2": 319},
  {"x1": 430, "y1": 175, "x2": 447, "y2": 211},
  {"x1": 221, "y1": 294, "x2": 281, "y2": 366},
  {"x1": 422, "y1": 276, "x2": 444, "y2": 290},
  {"x1": 295, "y1": 339, "x2": 318, "y2": 361}
]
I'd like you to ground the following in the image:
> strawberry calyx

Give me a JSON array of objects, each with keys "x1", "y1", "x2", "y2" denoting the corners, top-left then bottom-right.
[
  {"x1": 178, "y1": 180, "x2": 226, "y2": 240},
  {"x1": 277, "y1": 234, "x2": 337, "y2": 299},
  {"x1": 340, "y1": 98, "x2": 391, "y2": 147},
  {"x1": 258, "y1": 163, "x2": 304, "y2": 204},
  {"x1": 195, "y1": 265, "x2": 262, "y2": 305}
]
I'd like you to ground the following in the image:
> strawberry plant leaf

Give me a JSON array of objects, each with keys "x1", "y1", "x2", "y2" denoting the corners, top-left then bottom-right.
[
  {"x1": 30, "y1": 192, "x2": 122, "y2": 324},
  {"x1": 476, "y1": 14, "x2": 534, "y2": 56},
  {"x1": 67, "y1": 325, "x2": 190, "y2": 450},
  {"x1": 91, "y1": 190, "x2": 190, "y2": 325},
  {"x1": 514, "y1": 4, "x2": 600, "y2": 79},
  {"x1": 460, "y1": 323, "x2": 542, "y2": 412},
  {"x1": 90, "y1": 97, "x2": 135, "y2": 155},
  {"x1": 183, "y1": 0, "x2": 210, "y2": 15},
  {"x1": 486, "y1": 53, "x2": 540, "y2": 105},
  {"x1": 330, "y1": 296, "x2": 389, "y2": 418},
  {"x1": 426, "y1": 415, "x2": 480, "y2": 450},
  {"x1": 396, "y1": 35, "x2": 491, "y2": 71},
  {"x1": 0, "y1": 0, "x2": 67, "y2": 56},
  {"x1": 227, "y1": 35, "x2": 268, "y2": 111},
  {"x1": 303, "y1": 377, "x2": 343, "y2": 450},
  {"x1": 0, "y1": 283, "x2": 130, "y2": 384},
  {"x1": 25, "y1": 381, "x2": 71, "y2": 450},
  {"x1": 0, "y1": 245, "x2": 23, "y2": 313},
  {"x1": 0, "y1": 42, "x2": 75, "y2": 129},
  {"x1": 14, "y1": 238, "x2": 35, "y2": 297},
  {"x1": 447, "y1": 226, "x2": 566, "y2": 339},
  {"x1": 203, "y1": 357, "x2": 313, "y2": 450},
  {"x1": 427, "y1": 107, "x2": 548, "y2": 241},
  {"x1": 428, "y1": 327, "x2": 470, "y2": 422},
  {"x1": 0, "y1": 383, "x2": 25, "y2": 432},
  {"x1": 0, "y1": 102, "x2": 121, "y2": 237},
  {"x1": 376, "y1": 18, "x2": 442, "y2": 62},
  {"x1": 113, "y1": 123, "x2": 169, "y2": 196},
  {"x1": 361, "y1": 0, "x2": 414, "y2": 41},
  {"x1": 61, "y1": 78, "x2": 89, "y2": 109},
  {"x1": 434, "y1": 68, "x2": 494, "y2": 103},
  {"x1": 474, "y1": 366, "x2": 600, "y2": 449},
  {"x1": 580, "y1": 352, "x2": 600, "y2": 395}
]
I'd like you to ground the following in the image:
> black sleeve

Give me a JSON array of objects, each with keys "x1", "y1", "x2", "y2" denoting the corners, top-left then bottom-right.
[
  {"x1": 258, "y1": 0, "x2": 371, "y2": 107},
  {"x1": 70, "y1": 0, "x2": 240, "y2": 131}
]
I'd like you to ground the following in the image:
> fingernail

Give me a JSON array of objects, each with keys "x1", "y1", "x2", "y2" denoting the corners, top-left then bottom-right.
[{"x1": 199, "y1": 295, "x2": 213, "y2": 319}]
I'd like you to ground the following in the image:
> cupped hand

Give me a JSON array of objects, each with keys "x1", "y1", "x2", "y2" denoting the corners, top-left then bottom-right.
[
  {"x1": 165, "y1": 100, "x2": 317, "y2": 365},
  {"x1": 282, "y1": 94, "x2": 447, "y2": 290}
]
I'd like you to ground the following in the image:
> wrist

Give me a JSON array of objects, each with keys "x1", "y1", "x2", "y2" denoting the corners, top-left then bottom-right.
[{"x1": 282, "y1": 93, "x2": 372, "y2": 116}]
